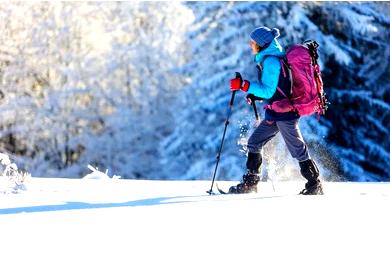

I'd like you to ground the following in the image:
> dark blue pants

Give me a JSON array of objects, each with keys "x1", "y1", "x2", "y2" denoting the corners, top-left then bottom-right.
[{"x1": 247, "y1": 119, "x2": 310, "y2": 162}]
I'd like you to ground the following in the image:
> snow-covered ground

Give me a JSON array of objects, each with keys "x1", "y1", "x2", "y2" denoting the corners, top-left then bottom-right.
[{"x1": 1, "y1": 177, "x2": 389, "y2": 261}]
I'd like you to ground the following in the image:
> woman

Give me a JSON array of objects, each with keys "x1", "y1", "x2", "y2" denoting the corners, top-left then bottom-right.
[{"x1": 229, "y1": 26, "x2": 323, "y2": 195}]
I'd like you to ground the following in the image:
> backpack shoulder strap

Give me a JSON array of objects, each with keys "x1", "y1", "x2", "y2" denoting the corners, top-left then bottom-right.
[
  {"x1": 278, "y1": 57, "x2": 293, "y2": 93},
  {"x1": 263, "y1": 55, "x2": 293, "y2": 97}
]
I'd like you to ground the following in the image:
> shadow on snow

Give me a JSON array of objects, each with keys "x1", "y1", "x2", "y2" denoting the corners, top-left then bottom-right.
[{"x1": 0, "y1": 194, "x2": 282, "y2": 215}]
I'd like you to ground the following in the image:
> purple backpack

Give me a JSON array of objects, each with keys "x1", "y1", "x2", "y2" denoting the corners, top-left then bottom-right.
[{"x1": 266, "y1": 41, "x2": 328, "y2": 119}]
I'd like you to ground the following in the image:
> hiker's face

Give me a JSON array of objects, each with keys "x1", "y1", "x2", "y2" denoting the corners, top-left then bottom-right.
[{"x1": 249, "y1": 40, "x2": 261, "y2": 54}]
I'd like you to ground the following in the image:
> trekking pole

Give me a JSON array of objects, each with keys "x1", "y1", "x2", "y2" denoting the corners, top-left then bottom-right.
[
  {"x1": 207, "y1": 72, "x2": 241, "y2": 195},
  {"x1": 246, "y1": 94, "x2": 262, "y2": 126},
  {"x1": 269, "y1": 175, "x2": 276, "y2": 192},
  {"x1": 246, "y1": 94, "x2": 259, "y2": 121}
]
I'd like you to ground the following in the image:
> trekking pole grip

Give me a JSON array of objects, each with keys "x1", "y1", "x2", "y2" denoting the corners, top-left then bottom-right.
[
  {"x1": 246, "y1": 94, "x2": 260, "y2": 121},
  {"x1": 235, "y1": 72, "x2": 242, "y2": 80},
  {"x1": 229, "y1": 72, "x2": 242, "y2": 106},
  {"x1": 226, "y1": 72, "x2": 241, "y2": 119}
]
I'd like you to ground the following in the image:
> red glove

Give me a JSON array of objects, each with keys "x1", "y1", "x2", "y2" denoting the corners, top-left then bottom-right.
[
  {"x1": 230, "y1": 78, "x2": 250, "y2": 92},
  {"x1": 230, "y1": 78, "x2": 242, "y2": 91},
  {"x1": 242, "y1": 80, "x2": 250, "y2": 92}
]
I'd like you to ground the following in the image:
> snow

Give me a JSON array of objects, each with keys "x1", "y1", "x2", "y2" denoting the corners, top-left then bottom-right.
[{"x1": 1, "y1": 178, "x2": 389, "y2": 261}]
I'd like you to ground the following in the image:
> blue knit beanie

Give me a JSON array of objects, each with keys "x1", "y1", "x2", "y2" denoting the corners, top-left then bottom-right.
[{"x1": 250, "y1": 26, "x2": 280, "y2": 48}]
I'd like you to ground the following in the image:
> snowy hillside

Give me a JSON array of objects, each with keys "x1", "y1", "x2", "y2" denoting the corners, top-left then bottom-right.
[{"x1": 1, "y1": 177, "x2": 389, "y2": 261}]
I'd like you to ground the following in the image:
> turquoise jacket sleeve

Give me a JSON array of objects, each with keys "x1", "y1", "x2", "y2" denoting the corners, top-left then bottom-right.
[{"x1": 247, "y1": 56, "x2": 281, "y2": 99}]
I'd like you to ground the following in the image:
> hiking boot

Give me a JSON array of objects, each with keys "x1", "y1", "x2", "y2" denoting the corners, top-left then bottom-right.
[
  {"x1": 299, "y1": 159, "x2": 324, "y2": 195},
  {"x1": 228, "y1": 172, "x2": 260, "y2": 194},
  {"x1": 299, "y1": 181, "x2": 324, "y2": 195}
]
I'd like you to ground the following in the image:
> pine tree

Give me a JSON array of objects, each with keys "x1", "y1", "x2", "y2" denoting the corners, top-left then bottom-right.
[{"x1": 306, "y1": 2, "x2": 390, "y2": 180}]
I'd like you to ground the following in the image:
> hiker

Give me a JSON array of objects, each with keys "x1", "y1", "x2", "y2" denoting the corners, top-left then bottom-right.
[{"x1": 229, "y1": 26, "x2": 324, "y2": 195}]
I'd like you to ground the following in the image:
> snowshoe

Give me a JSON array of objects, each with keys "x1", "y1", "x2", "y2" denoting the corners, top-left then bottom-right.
[
  {"x1": 299, "y1": 182, "x2": 324, "y2": 195},
  {"x1": 228, "y1": 172, "x2": 260, "y2": 194}
]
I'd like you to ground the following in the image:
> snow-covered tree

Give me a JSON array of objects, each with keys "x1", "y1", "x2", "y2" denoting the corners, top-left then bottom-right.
[
  {"x1": 78, "y1": 2, "x2": 194, "y2": 178},
  {"x1": 0, "y1": 2, "x2": 193, "y2": 178},
  {"x1": 304, "y1": 2, "x2": 390, "y2": 181}
]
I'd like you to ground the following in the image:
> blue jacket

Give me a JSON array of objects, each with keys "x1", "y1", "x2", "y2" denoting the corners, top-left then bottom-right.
[
  {"x1": 247, "y1": 39, "x2": 299, "y2": 121},
  {"x1": 247, "y1": 39, "x2": 285, "y2": 99}
]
